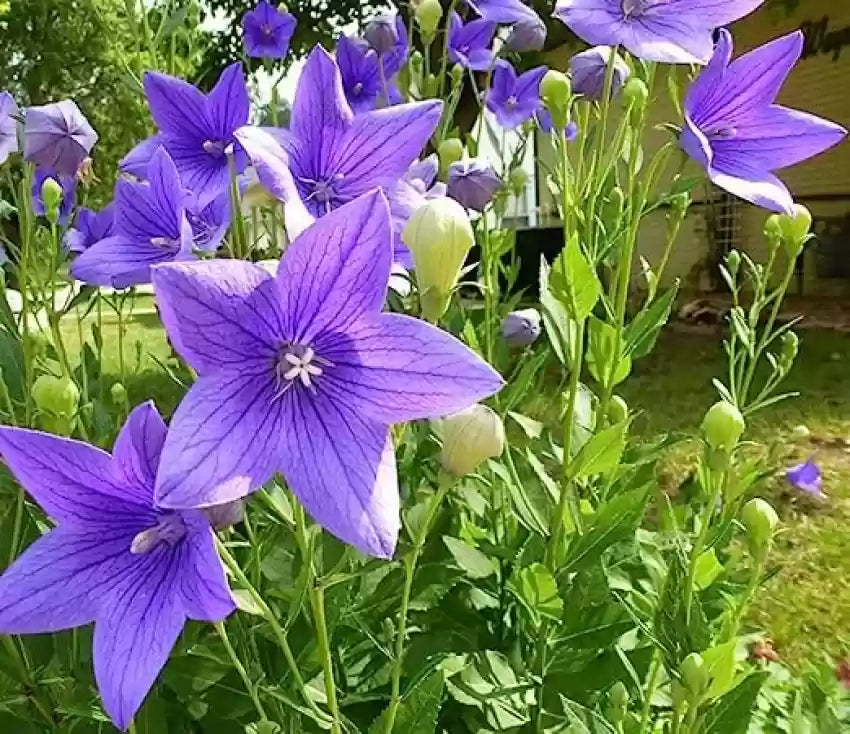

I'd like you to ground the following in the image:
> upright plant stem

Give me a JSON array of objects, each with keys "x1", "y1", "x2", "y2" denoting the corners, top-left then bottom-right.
[
  {"x1": 684, "y1": 469, "x2": 726, "y2": 622},
  {"x1": 384, "y1": 473, "x2": 455, "y2": 734},
  {"x1": 215, "y1": 621, "x2": 269, "y2": 722}
]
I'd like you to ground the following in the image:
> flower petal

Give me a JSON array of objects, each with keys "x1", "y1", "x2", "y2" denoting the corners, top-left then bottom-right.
[
  {"x1": 0, "y1": 525, "x2": 140, "y2": 634},
  {"x1": 319, "y1": 314, "x2": 503, "y2": 423},
  {"x1": 94, "y1": 549, "x2": 185, "y2": 730},
  {"x1": 277, "y1": 190, "x2": 393, "y2": 343},
  {"x1": 119, "y1": 135, "x2": 161, "y2": 178},
  {"x1": 178, "y1": 513, "x2": 236, "y2": 621},
  {"x1": 708, "y1": 155, "x2": 793, "y2": 214},
  {"x1": 143, "y1": 70, "x2": 209, "y2": 142},
  {"x1": 0, "y1": 427, "x2": 152, "y2": 523},
  {"x1": 468, "y1": 0, "x2": 540, "y2": 23},
  {"x1": 280, "y1": 393, "x2": 399, "y2": 558},
  {"x1": 111, "y1": 402, "x2": 167, "y2": 501},
  {"x1": 152, "y1": 259, "x2": 283, "y2": 375},
  {"x1": 115, "y1": 147, "x2": 185, "y2": 241},
  {"x1": 71, "y1": 234, "x2": 188, "y2": 289},
  {"x1": 159, "y1": 134, "x2": 231, "y2": 210},
  {"x1": 154, "y1": 373, "x2": 285, "y2": 509},
  {"x1": 206, "y1": 63, "x2": 250, "y2": 141}
]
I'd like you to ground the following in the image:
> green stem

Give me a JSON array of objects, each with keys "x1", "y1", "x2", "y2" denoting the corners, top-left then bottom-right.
[
  {"x1": 640, "y1": 652, "x2": 662, "y2": 731},
  {"x1": 384, "y1": 473, "x2": 455, "y2": 733},
  {"x1": 684, "y1": 469, "x2": 726, "y2": 623},
  {"x1": 726, "y1": 557, "x2": 764, "y2": 640},
  {"x1": 8, "y1": 486, "x2": 25, "y2": 565},
  {"x1": 437, "y1": 0, "x2": 460, "y2": 99},
  {"x1": 18, "y1": 166, "x2": 34, "y2": 426},
  {"x1": 2, "y1": 637, "x2": 56, "y2": 730},
  {"x1": 214, "y1": 536, "x2": 332, "y2": 725},
  {"x1": 215, "y1": 621, "x2": 269, "y2": 722}
]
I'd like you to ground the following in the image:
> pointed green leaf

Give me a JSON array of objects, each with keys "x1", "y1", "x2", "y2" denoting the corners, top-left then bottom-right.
[
  {"x1": 508, "y1": 563, "x2": 563, "y2": 623},
  {"x1": 551, "y1": 235, "x2": 601, "y2": 320},
  {"x1": 443, "y1": 536, "x2": 495, "y2": 578},
  {"x1": 703, "y1": 673, "x2": 770, "y2": 734},
  {"x1": 569, "y1": 420, "x2": 628, "y2": 479}
]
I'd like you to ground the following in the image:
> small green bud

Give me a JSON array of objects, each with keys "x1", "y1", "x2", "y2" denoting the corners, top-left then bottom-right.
[
  {"x1": 110, "y1": 382, "x2": 128, "y2": 408},
  {"x1": 451, "y1": 63, "x2": 465, "y2": 86},
  {"x1": 780, "y1": 331, "x2": 799, "y2": 367},
  {"x1": 509, "y1": 167, "x2": 528, "y2": 195},
  {"x1": 40, "y1": 176, "x2": 64, "y2": 224},
  {"x1": 764, "y1": 214, "x2": 783, "y2": 243},
  {"x1": 438, "y1": 138, "x2": 464, "y2": 176},
  {"x1": 681, "y1": 653, "x2": 708, "y2": 697},
  {"x1": 623, "y1": 78, "x2": 649, "y2": 123},
  {"x1": 701, "y1": 400, "x2": 745, "y2": 452},
  {"x1": 409, "y1": 50, "x2": 424, "y2": 74},
  {"x1": 608, "y1": 395, "x2": 628, "y2": 424},
  {"x1": 435, "y1": 404, "x2": 505, "y2": 477},
  {"x1": 276, "y1": 2, "x2": 288, "y2": 12},
  {"x1": 609, "y1": 681, "x2": 629, "y2": 714},
  {"x1": 24, "y1": 330, "x2": 48, "y2": 358},
  {"x1": 32, "y1": 374, "x2": 79, "y2": 418},
  {"x1": 540, "y1": 70, "x2": 571, "y2": 131},
  {"x1": 670, "y1": 191, "x2": 691, "y2": 219},
  {"x1": 741, "y1": 498, "x2": 779, "y2": 554},
  {"x1": 725, "y1": 250, "x2": 740, "y2": 277},
  {"x1": 778, "y1": 204, "x2": 812, "y2": 244},
  {"x1": 415, "y1": 0, "x2": 443, "y2": 37}
]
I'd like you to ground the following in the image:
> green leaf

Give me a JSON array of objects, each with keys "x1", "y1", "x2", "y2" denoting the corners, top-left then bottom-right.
[
  {"x1": 693, "y1": 549, "x2": 723, "y2": 591},
  {"x1": 508, "y1": 411, "x2": 544, "y2": 439},
  {"x1": 701, "y1": 641, "x2": 737, "y2": 700},
  {"x1": 508, "y1": 563, "x2": 563, "y2": 623},
  {"x1": 369, "y1": 669, "x2": 445, "y2": 734},
  {"x1": 231, "y1": 589, "x2": 264, "y2": 616},
  {"x1": 539, "y1": 257, "x2": 576, "y2": 366},
  {"x1": 492, "y1": 456, "x2": 549, "y2": 536},
  {"x1": 587, "y1": 318, "x2": 631, "y2": 386},
  {"x1": 625, "y1": 284, "x2": 679, "y2": 359},
  {"x1": 703, "y1": 673, "x2": 770, "y2": 734},
  {"x1": 443, "y1": 536, "x2": 495, "y2": 579},
  {"x1": 551, "y1": 235, "x2": 601, "y2": 320},
  {"x1": 569, "y1": 420, "x2": 628, "y2": 479}
]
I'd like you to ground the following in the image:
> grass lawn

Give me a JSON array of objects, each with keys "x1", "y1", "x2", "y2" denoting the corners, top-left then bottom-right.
[{"x1": 60, "y1": 307, "x2": 850, "y2": 669}]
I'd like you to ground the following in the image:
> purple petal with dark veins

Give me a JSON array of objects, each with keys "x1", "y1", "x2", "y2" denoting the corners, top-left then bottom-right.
[{"x1": 111, "y1": 402, "x2": 167, "y2": 500}]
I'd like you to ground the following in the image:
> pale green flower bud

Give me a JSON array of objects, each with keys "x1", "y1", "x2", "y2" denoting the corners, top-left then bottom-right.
[
  {"x1": 32, "y1": 374, "x2": 79, "y2": 423},
  {"x1": 741, "y1": 498, "x2": 779, "y2": 554},
  {"x1": 681, "y1": 652, "x2": 708, "y2": 697},
  {"x1": 403, "y1": 198, "x2": 474, "y2": 321},
  {"x1": 415, "y1": 0, "x2": 443, "y2": 37},
  {"x1": 110, "y1": 381, "x2": 128, "y2": 409},
  {"x1": 608, "y1": 681, "x2": 629, "y2": 720},
  {"x1": 540, "y1": 70, "x2": 571, "y2": 130},
  {"x1": 608, "y1": 395, "x2": 628, "y2": 424},
  {"x1": 623, "y1": 78, "x2": 649, "y2": 124},
  {"x1": 435, "y1": 404, "x2": 505, "y2": 477},
  {"x1": 725, "y1": 250, "x2": 740, "y2": 277},
  {"x1": 780, "y1": 331, "x2": 799, "y2": 367},
  {"x1": 764, "y1": 214, "x2": 783, "y2": 243},
  {"x1": 438, "y1": 138, "x2": 464, "y2": 176},
  {"x1": 40, "y1": 176, "x2": 64, "y2": 224},
  {"x1": 277, "y1": 2, "x2": 288, "y2": 13},
  {"x1": 701, "y1": 400, "x2": 745, "y2": 452},
  {"x1": 509, "y1": 167, "x2": 528, "y2": 196},
  {"x1": 778, "y1": 204, "x2": 812, "y2": 258}
]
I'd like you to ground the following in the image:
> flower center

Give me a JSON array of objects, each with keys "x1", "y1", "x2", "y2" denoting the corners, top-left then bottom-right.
[
  {"x1": 203, "y1": 139, "x2": 231, "y2": 157},
  {"x1": 352, "y1": 82, "x2": 364, "y2": 96},
  {"x1": 130, "y1": 513, "x2": 186, "y2": 554},
  {"x1": 150, "y1": 235, "x2": 180, "y2": 250},
  {"x1": 506, "y1": 95, "x2": 519, "y2": 110},
  {"x1": 621, "y1": 0, "x2": 646, "y2": 18},
  {"x1": 299, "y1": 173, "x2": 347, "y2": 214},
  {"x1": 274, "y1": 342, "x2": 333, "y2": 397},
  {"x1": 261, "y1": 23, "x2": 275, "y2": 39},
  {"x1": 459, "y1": 44, "x2": 470, "y2": 54},
  {"x1": 704, "y1": 123, "x2": 737, "y2": 139}
]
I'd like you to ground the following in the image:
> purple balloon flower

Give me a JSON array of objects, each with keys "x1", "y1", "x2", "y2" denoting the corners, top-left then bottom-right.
[
  {"x1": 72, "y1": 148, "x2": 195, "y2": 288},
  {"x1": 337, "y1": 36, "x2": 383, "y2": 113},
  {"x1": 23, "y1": 100, "x2": 98, "y2": 177},
  {"x1": 467, "y1": 0, "x2": 540, "y2": 24},
  {"x1": 31, "y1": 168, "x2": 76, "y2": 225},
  {"x1": 64, "y1": 203, "x2": 115, "y2": 253},
  {"x1": 187, "y1": 190, "x2": 232, "y2": 253},
  {"x1": 786, "y1": 459, "x2": 824, "y2": 498},
  {"x1": 681, "y1": 30, "x2": 847, "y2": 214},
  {"x1": 126, "y1": 64, "x2": 250, "y2": 208},
  {"x1": 151, "y1": 191, "x2": 502, "y2": 558},
  {"x1": 365, "y1": 14, "x2": 399, "y2": 56},
  {"x1": 537, "y1": 112, "x2": 579, "y2": 139},
  {"x1": 502, "y1": 308, "x2": 542, "y2": 347},
  {"x1": 242, "y1": 0, "x2": 297, "y2": 59},
  {"x1": 504, "y1": 16, "x2": 548, "y2": 52},
  {"x1": 569, "y1": 46, "x2": 630, "y2": 101},
  {"x1": 239, "y1": 47, "x2": 441, "y2": 220},
  {"x1": 448, "y1": 158, "x2": 503, "y2": 211},
  {"x1": 486, "y1": 61, "x2": 547, "y2": 129},
  {"x1": 448, "y1": 11, "x2": 497, "y2": 71},
  {"x1": 0, "y1": 91, "x2": 19, "y2": 165},
  {"x1": 0, "y1": 403, "x2": 235, "y2": 730},
  {"x1": 386, "y1": 154, "x2": 447, "y2": 267},
  {"x1": 554, "y1": 0, "x2": 765, "y2": 64}
]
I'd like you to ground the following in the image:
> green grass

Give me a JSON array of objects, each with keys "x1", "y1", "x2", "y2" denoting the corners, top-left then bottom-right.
[{"x1": 58, "y1": 308, "x2": 850, "y2": 668}]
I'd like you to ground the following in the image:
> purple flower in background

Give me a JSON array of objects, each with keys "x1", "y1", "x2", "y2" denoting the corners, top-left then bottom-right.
[
  {"x1": 72, "y1": 148, "x2": 195, "y2": 288},
  {"x1": 505, "y1": 16, "x2": 548, "y2": 52},
  {"x1": 486, "y1": 61, "x2": 547, "y2": 129},
  {"x1": 242, "y1": 0, "x2": 296, "y2": 59},
  {"x1": 23, "y1": 100, "x2": 97, "y2": 177},
  {"x1": 0, "y1": 91, "x2": 19, "y2": 165},
  {"x1": 386, "y1": 154, "x2": 447, "y2": 267},
  {"x1": 448, "y1": 158, "x2": 503, "y2": 211},
  {"x1": 554, "y1": 0, "x2": 765, "y2": 64},
  {"x1": 133, "y1": 64, "x2": 250, "y2": 207},
  {"x1": 570, "y1": 46, "x2": 630, "y2": 100},
  {"x1": 786, "y1": 459, "x2": 824, "y2": 498},
  {"x1": 188, "y1": 191, "x2": 232, "y2": 252},
  {"x1": 448, "y1": 12, "x2": 497, "y2": 71},
  {"x1": 239, "y1": 48, "x2": 441, "y2": 221},
  {"x1": 537, "y1": 112, "x2": 579, "y2": 139},
  {"x1": 64, "y1": 204, "x2": 115, "y2": 253},
  {"x1": 0, "y1": 403, "x2": 235, "y2": 730},
  {"x1": 337, "y1": 36, "x2": 383, "y2": 113},
  {"x1": 467, "y1": 0, "x2": 540, "y2": 24},
  {"x1": 31, "y1": 168, "x2": 76, "y2": 225},
  {"x1": 502, "y1": 308, "x2": 541, "y2": 347},
  {"x1": 151, "y1": 191, "x2": 502, "y2": 558},
  {"x1": 681, "y1": 30, "x2": 846, "y2": 214},
  {"x1": 365, "y1": 15, "x2": 399, "y2": 56}
]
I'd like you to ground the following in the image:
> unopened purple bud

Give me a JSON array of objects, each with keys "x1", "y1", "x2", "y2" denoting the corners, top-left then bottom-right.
[
  {"x1": 203, "y1": 499, "x2": 246, "y2": 530},
  {"x1": 365, "y1": 15, "x2": 399, "y2": 56},
  {"x1": 569, "y1": 46, "x2": 630, "y2": 101},
  {"x1": 447, "y1": 158, "x2": 503, "y2": 212},
  {"x1": 502, "y1": 308, "x2": 542, "y2": 347},
  {"x1": 505, "y1": 16, "x2": 547, "y2": 52},
  {"x1": 23, "y1": 100, "x2": 98, "y2": 177}
]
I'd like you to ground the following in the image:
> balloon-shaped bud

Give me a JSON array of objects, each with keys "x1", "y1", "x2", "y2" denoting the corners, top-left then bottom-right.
[
  {"x1": 681, "y1": 653, "x2": 708, "y2": 697},
  {"x1": 701, "y1": 400, "x2": 745, "y2": 452},
  {"x1": 741, "y1": 498, "x2": 779, "y2": 555},
  {"x1": 415, "y1": 0, "x2": 443, "y2": 37},
  {"x1": 40, "y1": 175, "x2": 64, "y2": 223},
  {"x1": 32, "y1": 374, "x2": 79, "y2": 418},
  {"x1": 436, "y1": 404, "x2": 505, "y2": 477},
  {"x1": 438, "y1": 137, "x2": 464, "y2": 176},
  {"x1": 501, "y1": 308, "x2": 542, "y2": 348}
]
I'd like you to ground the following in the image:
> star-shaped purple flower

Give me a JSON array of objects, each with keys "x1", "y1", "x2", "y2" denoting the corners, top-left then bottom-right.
[
  {"x1": 486, "y1": 61, "x2": 547, "y2": 129},
  {"x1": 72, "y1": 147, "x2": 195, "y2": 288},
  {"x1": 151, "y1": 191, "x2": 502, "y2": 558},
  {"x1": 23, "y1": 100, "x2": 98, "y2": 177},
  {"x1": 336, "y1": 36, "x2": 383, "y2": 113},
  {"x1": 554, "y1": 0, "x2": 765, "y2": 64},
  {"x1": 126, "y1": 63, "x2": 250, "y2": 208},
  {"x1": 0, "y1": 402, "x2": 235, "y2": 731},
  {"x1": 31, "y1": 168, "x2": 76, "y2": 225},
  {"x1": 242, "y1": 0, "x2": 297, "y2": 59},
  {"x1": 448, "y1": 11, "x2": 497, "y2": 71},
  {"x1": 681, "y1": 30, "x2": 846, "y2": 214},
  {"x1": 188, "y1": 190, "x2": 232, "y2": 253},
  {"x1": 240, "y1": 47, "x2": 441, "y2": 220},
  {"x1": 786, "y1": 459, "x2": 824, "y2": 498},
  {"x1": 65, "y1": 203, "x2": 116, "y2": 253},
  {"x1": 467, "y1": 0, "x2": 540, "y2": 24},
  {"x1": 0, "y1": 91, "x2": 19, "y2": 165}
]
